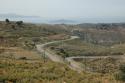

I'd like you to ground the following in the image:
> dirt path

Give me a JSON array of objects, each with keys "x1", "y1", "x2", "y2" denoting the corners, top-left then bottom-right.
[
  {"x1": 66, "y1": 55, "x2": 125, "y2": 60},
  {"x1": 36, "y1": 36, "x2": 125, "y2": 72},
  {"x1": 36, "y1": 36, "x2": 86, "y2": 72},
  {"x1": 65, "y1": 55, "x2": 125, "y2": 72},
  {"x1": 36, "y1": 36, "x2": 79, "y2": 63}
]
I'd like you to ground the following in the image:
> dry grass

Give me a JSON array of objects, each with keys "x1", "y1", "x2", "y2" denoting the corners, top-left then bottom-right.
[
  {"x1": 0, "y1": 47, "x2": 41, "y2": 60},
  {"x1": 47, "y1": 34, "x2": 70, "y2": 40},
  {"x1": 0, "y1": 21, "x2": 124, "y2": 82},
  {"x1": 0, "y1": 58, "x2": 122, "y2": 83}
]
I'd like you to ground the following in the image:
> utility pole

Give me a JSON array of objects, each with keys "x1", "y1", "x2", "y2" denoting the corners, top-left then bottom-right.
[
  {"x1": 61, "y1": 40, "x2": 65, "y2": 60},
  {"x1": 83, "y1": 57, "x2": 87, "y2": 71},
  {"x1": 43, "y1": 48, "x2": 46, "y2": 63},
  {"x1": 84, "y1": 32, "x2": 88, "y2": 42}
]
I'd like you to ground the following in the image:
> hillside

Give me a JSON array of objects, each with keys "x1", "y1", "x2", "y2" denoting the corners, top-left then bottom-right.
[{"x1": 0, "y1": 21, "x2": 125, "y2": 83}]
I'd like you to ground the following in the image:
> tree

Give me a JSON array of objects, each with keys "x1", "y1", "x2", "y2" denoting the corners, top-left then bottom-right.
[
  {"x1": 5, "y1": 19, "x2": 10, "y2": 23},
  {"x1": 16, "y1": 21, "x2": 23, "y2": 25},
  {"x1": 59, "y1": 48, "x2": 69, "y2": 58}
]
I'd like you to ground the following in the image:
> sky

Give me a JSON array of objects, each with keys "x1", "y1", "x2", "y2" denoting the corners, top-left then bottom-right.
[{"x1": 0, "y1": 0, "x2": 125, "y2": 19}]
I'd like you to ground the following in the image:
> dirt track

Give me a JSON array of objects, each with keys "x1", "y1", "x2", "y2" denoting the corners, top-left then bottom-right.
[{"x1": 36, "y1": 36, "x2": 125, "y2": 72}]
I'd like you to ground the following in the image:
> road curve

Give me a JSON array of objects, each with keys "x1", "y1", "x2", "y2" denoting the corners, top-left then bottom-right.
[
  {"x1": 36, "y1": 36, "x2": 79, "y2": 63},
  {"x1": 36, "y1": 36, "x2": 125, "y2": 73},
  {"x1": 36, "y1": 36, "x2": 86, "y2": 72}
]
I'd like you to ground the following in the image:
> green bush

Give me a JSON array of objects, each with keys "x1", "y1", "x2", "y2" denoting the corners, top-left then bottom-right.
[{"x1": 115, "y1": 64, "x2": 125, "y2": 81}]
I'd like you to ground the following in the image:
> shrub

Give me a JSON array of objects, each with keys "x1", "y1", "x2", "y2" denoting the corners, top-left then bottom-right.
[
  {"x1": 5, "y1": 19, "x2": 10, "y2": 23},
  {"x1": 16, "y1": 21, "x2": 23, "y2": 25},
  {"x1": 115, "y1": 64, "x2": 125, "y2": 81},
  {"x1": 19, "y1": 57, "x2": 27, "y2": 60}
]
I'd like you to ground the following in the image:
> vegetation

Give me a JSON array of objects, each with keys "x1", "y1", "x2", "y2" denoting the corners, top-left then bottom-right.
[
  {"x1": 48, "y1": 39, "x2": 125, "y2": 58},
  {"x1": 16, "y1": 21, "x2": 23, "y2": 26},
  {"x1": 5, "y1": 19, "x2": 10, "y2": 23},
  {"x1": 70, "y1": 23, "x2": 125, "y2": 45},
  {"x1": 115, "y1": 64, "x2": 125, "y2": 82},
  {"x1": 0, "y1": 21, "x2": 69, "y2": 50},
  {"x1": 0, "y1": 21, "x2": 125, "y2": 82},
  {"x1": 80, "y1": 57, "x2": 122, "y2": 73},
  {"x1": 0, "y1": 58, "x2": 122, "y2": 83},
  {"x1": 47, "y1": 37, "x2": 125, "y2": 82}
]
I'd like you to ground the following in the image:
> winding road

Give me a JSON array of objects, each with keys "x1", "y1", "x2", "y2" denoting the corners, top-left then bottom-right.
[
  {"x1": 36, "y1": 36, "x2": 125, "y2": 72},
  {"x1": 36, "y1": 36, "x2": 79, "y2": 63},
  {"x1": 36, "y1": 36, "x2": 85, "y2": 72}
]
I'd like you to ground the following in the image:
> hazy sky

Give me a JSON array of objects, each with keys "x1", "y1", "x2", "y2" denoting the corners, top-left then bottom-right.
[{"x1": 0, "y1": 0, "x2": 125, "y2": 19}]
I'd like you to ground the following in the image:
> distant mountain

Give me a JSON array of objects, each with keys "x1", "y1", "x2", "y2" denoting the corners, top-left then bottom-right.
[
  {"x1": 0, "y1": 13, "x2": 47, "y2": 23},
  {"x1": 1, "y1": 13, "x2": 125, "y2": 24},
  {"x1": 0, "y1": 14, "x2": 78, "y2": 24},
  {"x1": 49, "y1": 17, "x2": 125, "y2": 24},
  {"x1": 49, "y1": 19, "x2": 77, "y2": 24},
  {"x1": 0, "y1": 13, "x2": 40, "y2": 18}
]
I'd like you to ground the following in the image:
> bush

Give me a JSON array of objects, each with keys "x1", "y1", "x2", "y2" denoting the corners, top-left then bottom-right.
[
  {"x1": 16, "y1": 21, "x2": 23, "y2": 25},
  {"x1": 19, "y1": 57, "x2": 27, "y2": 60},
  {"x1": 111, "y1": 52, "x2": 124, "y2": 55},
  {"x1": 116, "y1": 64, "x2": 125, "y2": 81},
  {"x1": 120, "y1": 64, "x2": 125, "y2": 73},
  {"x1": 5, "y1": 19, "x2": 10, "y2": 23}
]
